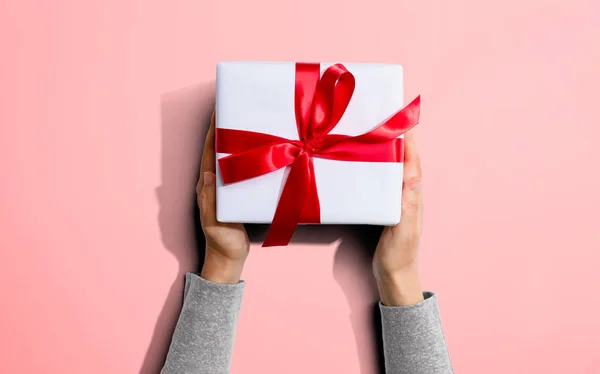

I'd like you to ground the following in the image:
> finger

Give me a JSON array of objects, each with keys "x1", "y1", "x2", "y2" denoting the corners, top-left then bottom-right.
[
  {"x1": 199, "y1": 171, "x2": 218, "y2": 227},
  {"x1": 202, "y1": 112, "x2": 216, "y2": 173},
  {"x1": 403, "y1": 130, "x2": 421, "y2": 183},
  {"x1": 198, "y1": 112, "x2": 216, "y2": 194},
  {"x1": 394, "y1": 130, "x2": 423, "y2": 245}
]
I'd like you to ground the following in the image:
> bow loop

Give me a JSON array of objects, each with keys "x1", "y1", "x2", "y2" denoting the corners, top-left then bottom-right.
[{"x1": 307, "y1": 63, "x2": 355, "y2": 141}]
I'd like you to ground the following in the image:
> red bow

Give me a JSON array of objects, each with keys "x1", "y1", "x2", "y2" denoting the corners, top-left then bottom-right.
[{"x1": 216, "y1": 63, "x2": 420, "y2": 247}]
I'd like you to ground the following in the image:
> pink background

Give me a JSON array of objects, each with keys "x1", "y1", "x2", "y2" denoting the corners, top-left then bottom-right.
[{"x1": 1, "y1": 0, "x2": 600, "y2": 373}]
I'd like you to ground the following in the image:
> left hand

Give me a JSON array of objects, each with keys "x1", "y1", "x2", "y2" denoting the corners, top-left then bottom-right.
[
  {"x1": 197, "y1": 113, "x2": 250, "y2": 284},
  {"x1": 373, "y1": 130, "x2": 425, "y2": 306}
]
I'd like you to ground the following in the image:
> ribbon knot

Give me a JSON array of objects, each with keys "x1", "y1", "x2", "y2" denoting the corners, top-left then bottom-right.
[
  {"x1": 302, "y1": 139, "x2": 318, "y2": 153},
  {"x1": 216, "y1": 62, "x2": 421, "y2": 247}
]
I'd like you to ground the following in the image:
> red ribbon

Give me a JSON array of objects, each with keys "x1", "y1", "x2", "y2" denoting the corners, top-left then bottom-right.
[{"x1": 216, "y1": 63, "x2": 420, "y2": 247}]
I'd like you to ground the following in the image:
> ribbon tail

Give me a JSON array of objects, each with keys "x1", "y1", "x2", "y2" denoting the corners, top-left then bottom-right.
[
  {"x1": 300, "y1": 157, "x2": 320, "y2": 223},
  {"x1": 364, "y1": 95, "x2": 421, "y2": 141},
  {"x1": 313, "y1": 96, "x2": 420, "y2": 162},
  {"x1": 263, "y1": 152, "x2": 312, "y2": 247}
]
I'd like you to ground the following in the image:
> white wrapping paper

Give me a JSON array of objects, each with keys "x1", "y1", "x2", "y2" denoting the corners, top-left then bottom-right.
[{"x1": 215, "y1": 61, "x2": 405, "y2": 225}]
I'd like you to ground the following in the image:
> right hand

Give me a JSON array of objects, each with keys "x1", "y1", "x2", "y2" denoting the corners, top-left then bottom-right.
[
  {"x1": 197, "y1": 112, "x2": 249, "y2": 284},
  {"x1": 372, "y1": 130, "x2": 425, "y2": 306}
]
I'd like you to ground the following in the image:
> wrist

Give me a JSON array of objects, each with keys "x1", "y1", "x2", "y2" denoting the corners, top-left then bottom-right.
[
  {"x1": 200, "y1": 249, "x2": 245, "y2": 284},
  {"x1": 374, "y1": 263, "x2": 424, "y2": 306}
]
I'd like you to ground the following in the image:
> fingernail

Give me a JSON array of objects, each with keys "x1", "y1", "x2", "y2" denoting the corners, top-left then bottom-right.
[{"x1": 204, "y1": 172, "x2": 214, "y2": 186}]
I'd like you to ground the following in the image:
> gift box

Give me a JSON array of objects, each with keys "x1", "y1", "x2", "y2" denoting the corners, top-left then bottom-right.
[{"x1": 215, "y1": 61, "x2": 420, "y2": 246}]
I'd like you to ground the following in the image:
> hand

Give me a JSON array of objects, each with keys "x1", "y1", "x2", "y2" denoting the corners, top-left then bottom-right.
[
  {"x1": 373, "y1": 131, "x2": 425, "y2": 306},
  {"x1": 197, "y1": 113, "x2": 250, "y2": 284}
]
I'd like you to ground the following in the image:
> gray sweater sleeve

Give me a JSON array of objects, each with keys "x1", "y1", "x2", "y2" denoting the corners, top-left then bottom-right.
[
  {"x1": 379, "y1": 292, "x2": 453, "y2": 373},
  {"x1": 161, "y1": 273, "x2": 245, "y2": 374},
  {"x1": 161, "y1": 274, "x2": 452, "y2": 374}
]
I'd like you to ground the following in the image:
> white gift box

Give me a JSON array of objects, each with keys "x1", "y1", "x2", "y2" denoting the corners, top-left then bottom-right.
[{"x1": 215, "y1": 61, "x2": 405, "y2": 225}]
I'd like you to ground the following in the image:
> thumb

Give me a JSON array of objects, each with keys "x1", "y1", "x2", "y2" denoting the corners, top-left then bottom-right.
[
  {"x1": 198, "y1": 171, "x2": 217, "y2": 227},
  {"x1": 393, "y1": 130, "x2": 423, "y2": 248}
]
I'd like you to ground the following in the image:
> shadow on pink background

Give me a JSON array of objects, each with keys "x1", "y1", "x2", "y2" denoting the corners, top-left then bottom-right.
[
  {"x1": 141, "y1": 83, "x2": 213, "y2": 373},
  {"x1": 1, "y1": 0, "x2": 600, "y2": 373}
]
